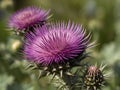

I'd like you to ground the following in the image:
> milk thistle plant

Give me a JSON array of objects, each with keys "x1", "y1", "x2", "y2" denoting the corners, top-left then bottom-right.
[{"x1": 8, "y1": 6, "x2": 108, "y2": 90}]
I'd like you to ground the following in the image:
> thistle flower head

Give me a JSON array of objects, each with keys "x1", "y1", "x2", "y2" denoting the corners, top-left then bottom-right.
[
  {"x1": 84, "y1": 65, "x2": 105, "y2": 90},
  {"x1": 24, "y1": 22, "x2": 91, "y2": 66},
  {"x1": 8, "y1": 7, "x2": 50, "y2": 31}
]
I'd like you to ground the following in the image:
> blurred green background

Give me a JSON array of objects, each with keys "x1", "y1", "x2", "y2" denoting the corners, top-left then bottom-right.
[{"x1": 0, "y1": 0, "x2": 120, "y2": 90}]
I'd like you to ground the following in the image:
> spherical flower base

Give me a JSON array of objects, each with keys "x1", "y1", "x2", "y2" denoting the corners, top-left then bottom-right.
[
  {"x1": 26, "y1": 52, "x2": 89, "y2": 79},
  {"x1": 8, "y1": 7, "x2": 50, "y2": 33},
  {"x1": 26, "y1": 62, "x2": 73, "y2": 79}
]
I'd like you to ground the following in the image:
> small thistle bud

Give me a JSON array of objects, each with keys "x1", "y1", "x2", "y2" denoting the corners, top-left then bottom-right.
[
  {"x1": 83, "y1": 66, "x2": 105, "y2": 90},
  {"x1": 8, "y1": 7, "x2": 50, "y2": 34}
]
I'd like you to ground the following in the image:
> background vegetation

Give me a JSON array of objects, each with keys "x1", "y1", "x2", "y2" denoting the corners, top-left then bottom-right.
[{"x1": 0, "y1": 0, "x2": 120, "y2": 90}]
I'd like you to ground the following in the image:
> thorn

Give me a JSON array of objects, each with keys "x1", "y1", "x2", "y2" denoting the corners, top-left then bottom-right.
[
  {"x1": 46, "y1": 72, "x2": 51, "y2": 76},
  {"x1": 52, "y1": 68, "x2": 57, "y2": 72},
  {"x1": 66, "y1": 72, "x2": 74, "y2": 76},
  {"x1": 93, "y1": 86, "x2": 97, "y2": 90},
  {"x1": 47, "y1": 14, "x2": 53, "y2": 20},
  {"x1": 16, "y1": 31, "x2": 20, "y2": 35},
  {"x1": 25, "y1": 64, "x2": 34, "y2": 70},
  {"x1": 38, "y1": 71, "x2": 47, "y2": 79},
  {"x1": 49, "y1": 73, "x2": 56, "y2": 83},
  {"x1": 31, "y1": 66, "x2": 39, "y2": 70},
  {"x1": 87, "y1": 40, "x2": 97, "y2": 48},
  {"x1": 74, "y1": 69, "x2": 81, "y2": 75},
  {"x1": 87, "y1": 86, "x2": 90, "y2": 90},
  {"x1": 100, "y1": 63, "x2": 107, "y2": 71},
  {"x1": 44, "y1": 67, "x2": 48, "y2": 71},
  {"x1": 38, "y1": 71, "x2": 42, "y2": 79},
  {"x1": 103, "y1": 72, "x2": 111, "y2": 78},
  {"x1": 57, "y1": 85, "x2": 64, "y2": 90},
  {"x1": 59, "y1": 66, "x2": 63, "y2": 69},
  {"x1": 60, "y1": 70, "x2": 63, "y2": 77}
]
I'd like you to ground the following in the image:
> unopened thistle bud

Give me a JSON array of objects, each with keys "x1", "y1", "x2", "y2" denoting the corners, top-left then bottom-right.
[{"x1": 83, "y1": 66, "x2": 105, "y2": 90}]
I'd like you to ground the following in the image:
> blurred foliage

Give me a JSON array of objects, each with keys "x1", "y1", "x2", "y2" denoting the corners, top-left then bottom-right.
[{"x1": 0, "y1": 0, "x2": 120, "y2": 90}]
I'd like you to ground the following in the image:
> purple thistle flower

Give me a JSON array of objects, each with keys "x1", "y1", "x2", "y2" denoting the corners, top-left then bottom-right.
[
  {"x1": 24, "y1": 22, "x2": 91, "y2": 66},
  {"x1": 8, "y1": 7, "x2": 50, "y2": 31}
]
